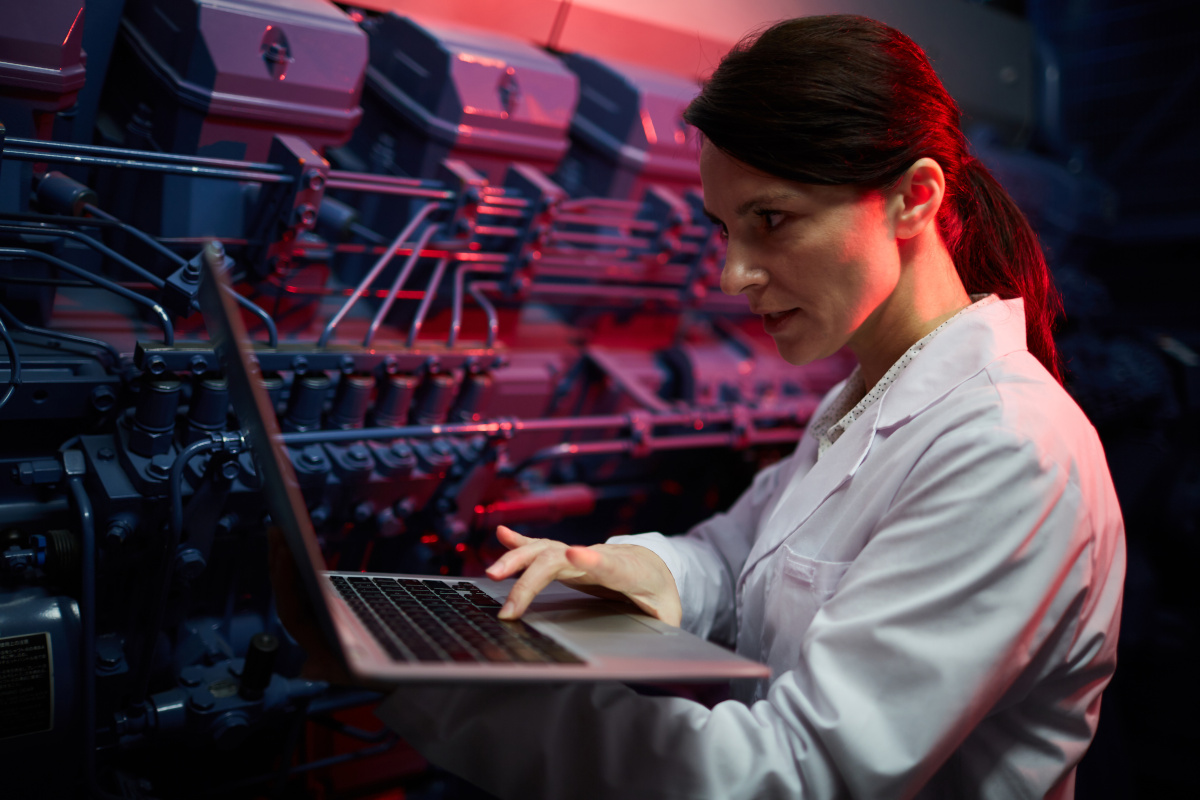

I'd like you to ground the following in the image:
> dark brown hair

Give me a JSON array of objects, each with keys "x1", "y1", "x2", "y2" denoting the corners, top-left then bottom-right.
[{"x1": 684, "y1": 15, "x2": 1064, "y2": 383}]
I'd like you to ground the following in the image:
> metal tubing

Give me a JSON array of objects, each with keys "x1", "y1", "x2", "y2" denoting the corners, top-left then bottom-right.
[
  {"x1": 2, "y1": 149, "x2": 290, "y2": 183},
  {"x1": 448, "y1": 264, "x2": 503, "y2": 348},
  {"x1": 405, "y1": 256, "x2": 449, "y2": 347},
  {"x1": 362, "y1": 223, "x2": 439, "y2": 347},
  {"x1": 279, "y1": 405, "x2": 812, "y2": 445},
  {"x1": 468, "y1": 280, "x2": 500, "y2": 348},
  {"x1": 5, "y1": 136, "x2": 283, "y2": 172},
  {"x1": 0, "y1": 223, "x2": 165, "y2": 288},
  {"x1": 319, "y1": 202, "x2": 439, "y2": 347},
  {"x1": 0, "y1": 247, "x2": 174, "y2": 345},
  {"x1": 0, "y1": 302, "x2": 121, "y2": 366}
]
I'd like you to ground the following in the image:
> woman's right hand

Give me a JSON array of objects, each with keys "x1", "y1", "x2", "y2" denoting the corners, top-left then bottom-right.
[{"x1": 485, "y1": 526, "x2": 682, "y2": 626}]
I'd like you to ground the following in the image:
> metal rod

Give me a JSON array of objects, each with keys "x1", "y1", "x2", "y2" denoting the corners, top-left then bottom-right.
[
  {"x1": 2, "y1": 149, "x2": 290, "y2": 182},
  {"x1": 5, "y1": 136, "x2": 283, "y2": 172},
  {"x1": 0, "y1": 247, "x2": 174, "y2": 345},
  {"x1": 405, "y1": 256, "x2": 450, "y2": 347},
  {"x1": 323, "y1": 177, "x2": 454, "y2": 200},
  {"x1": 279, "y1": 404, "x2": 814, "y2": 445},
  {"x1": 319, "y1": 202, "x2": 439, "y2": 347},
  {"x1": 362, "y1": 223, "x2": 439, "y2": 347}
]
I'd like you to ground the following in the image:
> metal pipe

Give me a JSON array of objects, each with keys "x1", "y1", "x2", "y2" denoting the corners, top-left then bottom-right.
[
  {"x1": 0, "y1": 247, "x2": 174, "y2": 344},
  {"x1": 2, "y1": 149, "x2": 290, "y2": 183},
  {"x1": 405, "y1": 256, "x2": 450, "y2": 347},
  {"x1": 5, "y1": 136, "x2": 283, "y2": 172},
  {"x1": 318, "y1": 202, "x2": 439, "y2": 347},
  {"x1": 0, "y1": 301, "x2": 121, "y2": 366},
  {"x1": 448, "y1": 264, "x2": 503, "y2": 348},
  {"x1": 0, "y1": 223, "x2": 165, "y2": 288},
  {"x1": 468, "y1": 280, "x2": 499, "y2": 348},
  {"x1": 323, "y1": 177, "x2": 454, "y2": 200},
  {"x1": 361, "y1": 223, "x2": 438, "y2": 347},
  {"x1": 279, "y1": 405, "x2": 813, "y2": 445}
]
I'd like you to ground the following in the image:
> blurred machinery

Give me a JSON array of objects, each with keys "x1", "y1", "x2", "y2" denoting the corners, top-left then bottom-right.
[
  {"x1": 0, "y1": 2, "x2": 846, "y2": 797},
  {"x1": 2, "y1": 1, "x2": 1196, "y2": 798}
]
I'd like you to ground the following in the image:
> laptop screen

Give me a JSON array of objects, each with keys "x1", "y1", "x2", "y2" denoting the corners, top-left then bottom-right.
[{"x1": 196, "y1": 242, "x2": 345, "y2": 658}]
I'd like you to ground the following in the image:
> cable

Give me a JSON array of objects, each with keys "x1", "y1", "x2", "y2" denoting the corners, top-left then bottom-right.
[{"x1": 0, "y1": 313, "x2": 22, "y2": 412}]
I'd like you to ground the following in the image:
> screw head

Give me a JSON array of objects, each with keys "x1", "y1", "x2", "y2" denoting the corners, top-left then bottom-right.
[
  {"x1": 300, "y1": 444, "x2": 325, "y2": 466},
  {"x1": 291, "y1": 356, "x2": 308, "y2": 374},
  {"x1": 97, "y1": 447, "x2": 116, "y2": 461},
  {"x1": 189, "y1": 355, "x2": 208, "y2": 375},
  {"x1": 145, "y1": 355, "x2": 167, "y2": 376},
  {"x1": 147, "y1": 454, "x2": 173, "y2": 480}
]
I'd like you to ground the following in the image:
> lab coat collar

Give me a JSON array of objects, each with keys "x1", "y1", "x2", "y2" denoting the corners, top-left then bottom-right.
[
  {"x1": 874, "y1": 296, "x2": 1028, "y2": 430},
  {"x1": 739, "y1": 296, "x2": 1028, "y2": 582}
]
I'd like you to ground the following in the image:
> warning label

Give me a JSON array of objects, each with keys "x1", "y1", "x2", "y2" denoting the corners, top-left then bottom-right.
[{"x1": 0, "y1": 632, "x2": 53, "y2": 740}]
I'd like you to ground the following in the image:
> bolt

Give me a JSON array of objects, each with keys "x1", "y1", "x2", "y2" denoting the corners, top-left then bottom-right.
[
  {"x1": 179, "y1": 667, "x2": 203, "y2": 688},
  {"x1": 220, "y1": 459, "x2": 240, "y2": 481},
  {"x1": 391, "y1": 442, "x2": 412, "y2": 460},
  {"x1": 145, "y1": 355, "x2": 167, "y2": 375},
  {"x1": 310, "y1": 506, "x2": 330, "y2": 526},
  {"x1": 147, "y1": 454, "x2": 173, "y2": 481},
  {"x1": 97, "y1": 447, "x2": 115, "y2": 461},
  {"x1": 383, "y1": 356, "x2": 398, "y2": 374},
  {"x1": 340, "y1": 355, "x2": 355, "y2": 375},
  {"x1": 189, "y1": 355, "x2": 208, "y2": 375},
  {"x1": 353, "y1": 502, "x2": 372, "y2": 523},
  {"x1": 300, "y1": 444, "x2": 325, "y2": 466},
  {"x1": 291, "y1": 356, "x2": 308, "y2": 374},
  {"x1": 432, "y1": 439, "x2": 452, "y2": 456},
  {"x1": 347, "y1": 444, "x2": 371, "y2": 464},
  {"x1": 90, "y1": 385, "x2": 117, "y2": 412},
  {"x1": 305, "y1": 170, "x2": 326, "y2": 192},
  {"x1": 175, "y1": 548, "x2": 206, "y2": 582},
  {"x1": 181, "y1": 259, "x2": 201, "y2": 284},
  {"x1": 189, "y1": 689, "x2": 215, "y2": 712}
]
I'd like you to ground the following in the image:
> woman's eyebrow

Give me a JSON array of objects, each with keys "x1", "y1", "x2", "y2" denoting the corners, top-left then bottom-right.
[
  {"x1": 735, "y1": 191, "x2": 804, "y2": 216},
  {"x1": 702, "y1": 191, "x2": 805, "y2": 226}
]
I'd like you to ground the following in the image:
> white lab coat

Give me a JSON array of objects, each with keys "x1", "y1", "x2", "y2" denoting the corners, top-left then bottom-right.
[{"x1": 378, "y1": 297, "x2": 1126, "y2": 800}]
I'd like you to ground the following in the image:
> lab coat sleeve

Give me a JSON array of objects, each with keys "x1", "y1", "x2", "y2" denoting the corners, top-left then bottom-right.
[
  {"x1": 377, "y1": 420, "x2": 1121, "y2": 800},
  {"x1": 608, "y1": 457, "x2": 792, "y2": 643}
]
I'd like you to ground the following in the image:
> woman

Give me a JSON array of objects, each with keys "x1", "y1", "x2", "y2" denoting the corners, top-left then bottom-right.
[{"x1": 284, "y1": 15, "x2": 1125, "y2": 799}]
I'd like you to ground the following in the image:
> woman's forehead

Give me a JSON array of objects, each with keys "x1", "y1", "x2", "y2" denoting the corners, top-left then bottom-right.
[{"x1": 699, "y1": 142, "x2": 860, "y2": 217}]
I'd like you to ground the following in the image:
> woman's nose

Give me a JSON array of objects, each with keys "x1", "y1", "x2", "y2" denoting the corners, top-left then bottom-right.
[{"x1": 719, "y1": 242, "x2": 767, "y2": 297}]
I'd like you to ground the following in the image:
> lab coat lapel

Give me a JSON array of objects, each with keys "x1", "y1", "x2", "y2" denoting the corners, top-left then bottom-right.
[{"x1": 741, "y1": 397, "x2": 883, "y2": 581}]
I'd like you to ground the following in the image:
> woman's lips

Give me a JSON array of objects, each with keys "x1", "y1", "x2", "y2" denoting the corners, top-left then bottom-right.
[{"x1": 762, "y1": 308, "x2": 799, "y2": 335}]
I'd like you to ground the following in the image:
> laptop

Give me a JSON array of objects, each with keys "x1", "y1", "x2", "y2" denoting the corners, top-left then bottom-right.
[{"x1": 197, "y1": 242, "x2": 769, "y2": 683}]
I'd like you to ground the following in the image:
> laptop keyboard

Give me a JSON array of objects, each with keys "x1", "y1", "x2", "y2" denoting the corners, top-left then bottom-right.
[{"x1": 330, "y1": 575, "x2": 582, "y2": 664}]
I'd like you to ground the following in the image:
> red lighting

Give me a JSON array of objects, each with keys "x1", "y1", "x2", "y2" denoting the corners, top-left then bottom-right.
[
  {"x1": 420, "y1": 534, "x2": 438, "y2": 545},
  {"x1": 455, "y1": 543, "x2": 467, "y2": 553}
]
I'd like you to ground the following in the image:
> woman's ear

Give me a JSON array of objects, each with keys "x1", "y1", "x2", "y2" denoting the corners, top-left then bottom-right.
[{"x1": 889, "y1": 157, "x2": 946, "y2": 240}]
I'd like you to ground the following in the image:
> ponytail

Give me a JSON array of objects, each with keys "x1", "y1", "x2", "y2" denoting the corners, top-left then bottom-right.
[
  {"x1": 943, "y1": 160, "x2": 1064, "y2": 384},
  {"x1": 684, "y1": 15, "x2": 1066, "y2": 384}
]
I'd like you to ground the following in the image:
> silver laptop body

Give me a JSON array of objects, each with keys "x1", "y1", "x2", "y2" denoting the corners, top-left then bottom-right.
[{"x1": 198, "y1": 244, "x2": 769, "y2": 683}]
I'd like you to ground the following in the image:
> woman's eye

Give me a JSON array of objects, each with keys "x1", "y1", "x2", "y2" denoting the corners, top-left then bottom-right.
[
  {"x1": 717, "y1": 224, "x2": 729, "y2": 241},
  {"x1": 758, "y1": 210, "x2": 784, "y2": 231}
]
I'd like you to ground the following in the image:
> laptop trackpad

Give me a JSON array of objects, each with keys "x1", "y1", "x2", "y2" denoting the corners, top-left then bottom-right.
[{"x1": 531, "y1": 604, "x2": 664, "y2": 635}]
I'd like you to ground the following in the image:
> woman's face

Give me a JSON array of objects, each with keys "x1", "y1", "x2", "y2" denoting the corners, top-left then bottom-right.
[{"x1": 700, "y1": 141, "x2": 903, "y2": 366}]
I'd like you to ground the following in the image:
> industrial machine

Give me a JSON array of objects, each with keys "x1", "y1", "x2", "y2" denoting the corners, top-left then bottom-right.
[
  {"x1": 0, "y1": 2, "x2": 847, "y2": 796},
  {"x1": 2, "y1": 1, "x2": 1196, "y2": 798}
]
